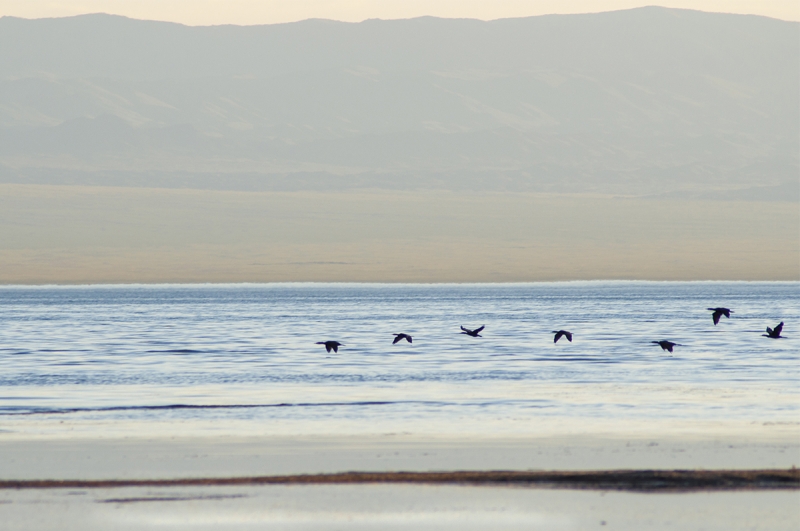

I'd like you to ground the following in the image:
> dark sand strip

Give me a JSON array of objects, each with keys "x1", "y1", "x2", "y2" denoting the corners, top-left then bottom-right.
[{"x1": 1, "y1": 469, "x2": 797, "y2": 492}]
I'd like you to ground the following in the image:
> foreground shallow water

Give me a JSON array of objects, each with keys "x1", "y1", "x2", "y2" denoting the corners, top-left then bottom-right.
[{"x1": 2, "y1": 484, "x2": 799, "y2": 531}]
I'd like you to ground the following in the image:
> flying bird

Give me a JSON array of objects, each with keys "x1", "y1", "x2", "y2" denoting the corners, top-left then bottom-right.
[
  {"x1": 763, "y1": 322, "x2": 784, "y2": 339},
  {"x1": 460, "y1": 325, "x2": 484, "y2": 337},
  {"x1": 707, "y1": 307, "x2": 733, "y2": 325},
  {"x1": 392, "y1": 333, "x2": 412, "y2": 344},
  {"x1": 552, "y1": 330, "x2": 573, "y2": 343},
  {"x1": 316, "y1": 341, "x2": 343, "y2": 353},
  {"x1": 652, "y1": 340, "x2": 682, "y2": 353}
]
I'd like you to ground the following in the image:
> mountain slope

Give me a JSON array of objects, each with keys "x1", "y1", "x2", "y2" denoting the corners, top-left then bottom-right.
[{"x1": 0, "y1": 7, "x2": 796, "y2": 197}]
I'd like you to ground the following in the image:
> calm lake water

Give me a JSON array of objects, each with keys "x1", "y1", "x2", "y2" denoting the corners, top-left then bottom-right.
[{"x1": 0, "y1": 282, "x2": 797, "y2": 438}]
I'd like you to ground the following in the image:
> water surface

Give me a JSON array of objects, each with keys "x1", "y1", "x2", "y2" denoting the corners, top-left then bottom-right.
[{"x1": 0, "y1": 282, "x2": 797, "y2": 437}]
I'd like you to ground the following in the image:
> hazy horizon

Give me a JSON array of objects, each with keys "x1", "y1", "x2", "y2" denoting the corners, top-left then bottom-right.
[
  {"x1": 0, "y1": 7, "x2": 797, "y2": 283},
  {"x1": 2, "y1": 0, "x2": 798, "y2": 25}
]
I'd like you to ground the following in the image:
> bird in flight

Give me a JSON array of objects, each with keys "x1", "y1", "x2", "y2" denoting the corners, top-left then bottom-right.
[
  {"x1": 392, "y1": 333, "x2": 412, "y2": 344},
  {"x1": 707, "y1": 307, "x2": 733, "y2": 325},
  {"x1": 316, "y1": 341, "x2": 343, "y2": 353},
  {"x1": 552, "y1": 330, "x2": 573, "y2": 343},
  {"x1": 460, "y1": 325, "x2": 484, "y2": 337},
  {"x1": 763, "y1": 322, "x2": 784, "y2": 339},
  {"x1": 652, "y1": 340, "x2": 681, "y2": 353}
]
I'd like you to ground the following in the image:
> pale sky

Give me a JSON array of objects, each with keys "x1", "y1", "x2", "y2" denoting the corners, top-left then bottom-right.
[{"x1": 0, "y1": 0, "x2": 797, "y2": 25}]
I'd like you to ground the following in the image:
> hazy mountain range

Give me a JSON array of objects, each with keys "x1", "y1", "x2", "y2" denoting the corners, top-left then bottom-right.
[{"x1": 0, "y1": 7, "x2": 797, "y2": 198}]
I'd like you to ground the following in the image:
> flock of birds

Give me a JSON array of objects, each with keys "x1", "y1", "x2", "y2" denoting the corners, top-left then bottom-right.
[{"x1": 316, "y1": 307, "x2": 786, "y2": 354}]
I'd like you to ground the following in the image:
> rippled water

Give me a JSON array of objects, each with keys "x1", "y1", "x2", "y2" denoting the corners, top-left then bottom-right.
[{"x1": 0, "y1": 282, "x2": 797, "y2": 437}]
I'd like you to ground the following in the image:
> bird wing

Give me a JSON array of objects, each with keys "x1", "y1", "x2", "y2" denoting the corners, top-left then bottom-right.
[
  {"x1": 666, "y1": 345, "x2": 673, "y2": 352},
  {"x1": 712, "y1": 311, "x2": 721, "y2": 325},
  {"x1": 461, "y1": 326, "x2": 469, "y2": 333},
  {"x1": 332, "y1": 344, "x2": 338, "y2": 353},
  {"x1": 775, "y1": 322, "x2": 784, "y2": 335},
  {"x1": 392, "y1": 335, "x2": 401, "y2": 344},
  {"x1": 406, "y1": 336, "x2": 412, "y2": 343},
  {"x1": 474, "y1": 326, "x2": 485, "y2": 334},
  {"x1": 553, "y1": 331, "x2": 563, "y2": 343},
  {"x1": 565, "y1": 332, "x2": 573, "y2": 342},
  {"x1": 722, "y1": 309, "x2": 731, "y2": 318}
]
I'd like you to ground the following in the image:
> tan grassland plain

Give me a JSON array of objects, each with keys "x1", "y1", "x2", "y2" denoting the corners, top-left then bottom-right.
[{"x1": 0, "y1": 183, "x2": 797, "y2": 284}]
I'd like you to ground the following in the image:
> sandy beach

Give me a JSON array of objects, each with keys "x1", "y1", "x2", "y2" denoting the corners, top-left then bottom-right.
[
  {"x1": 1, "y1": 432, "x2": 798, "y2": 529},
  {"x1": 1, "y1": 433, "x2": 799, "y2": 480}
]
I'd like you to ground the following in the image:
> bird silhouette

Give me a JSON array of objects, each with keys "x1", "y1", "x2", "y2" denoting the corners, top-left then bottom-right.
[
  {"x1": 552, "y1": 330, "x2": 573, "y2": 343},
  {"x1": 392, "y1": 333, "x2": 412, "y2": 344},
  {"x1": 460, "y1": 325, "x2": 484, "y2": 337},
  {"x1": 652, "y1": 340, "x2": 682, "y2": 353},
  {"x1": 707, "y1": 307, "x2": 733, "y2": 325},
  {"x1": 763, "y1": 322, "x2": 784, "y2": 339},
  {"x1": 316, "y1": 341, "x2": 343, "y2": 353}
]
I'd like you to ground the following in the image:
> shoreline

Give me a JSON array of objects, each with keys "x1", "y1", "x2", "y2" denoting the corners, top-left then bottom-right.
[
  {"x1": 2, "y1": 433, "x2": 798, "y2": 482},
  {"x1": 2, "y1": 469, "x2": 798, "y2": 492}
]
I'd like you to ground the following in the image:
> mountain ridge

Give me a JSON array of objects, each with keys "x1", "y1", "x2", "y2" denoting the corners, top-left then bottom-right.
[{"x1": 0, "y1": 7, "x2": 797, "y2": 198}]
